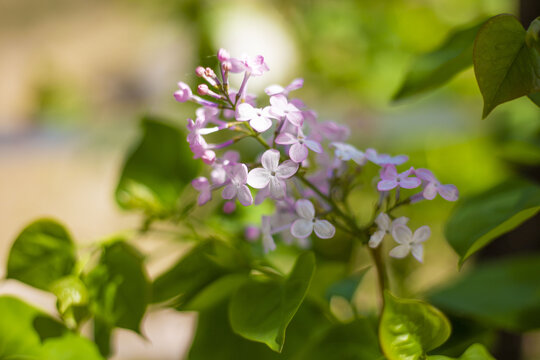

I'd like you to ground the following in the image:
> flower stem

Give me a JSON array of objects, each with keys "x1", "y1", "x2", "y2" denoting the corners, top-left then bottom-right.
[{"x1": 369, "y1": 246, "x2": 389, "y2": 309}]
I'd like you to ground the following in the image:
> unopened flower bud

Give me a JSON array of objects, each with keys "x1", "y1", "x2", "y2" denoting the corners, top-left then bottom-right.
[
  {"x1": 197, "y1": 84, "x2": 209, "y2": 96},
  {"x1": 205, "y1": 67, "x2": 217, "y2": 79},
  {"x1": 195, "y1": 66, "x2": 205, "y2": 77},
  {"x1": 173, "y1": 82, "x2": 192, "y2": 102},
  {"x1": 217, "y1": 48, "x2": 230, "y2": 62},
  {"x1": 222, "y1": 61, "x2": 232, "y2": 72}
]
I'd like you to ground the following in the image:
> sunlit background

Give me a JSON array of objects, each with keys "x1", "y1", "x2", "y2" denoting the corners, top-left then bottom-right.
[{"x1": 1, "y1": 0, "x2": 539, "y2": 359}]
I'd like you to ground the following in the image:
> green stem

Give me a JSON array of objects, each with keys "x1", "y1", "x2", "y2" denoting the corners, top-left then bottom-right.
[{"x1": 369, "y1": 246, "x2": 389, "y2": 309}]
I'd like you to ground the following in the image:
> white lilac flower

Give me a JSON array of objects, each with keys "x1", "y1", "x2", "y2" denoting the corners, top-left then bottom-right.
[
  {"x1": 222, "y1": 163, "x2": 253, "y2": 206},
  {"x1": 247, "y1": 149, "x2": 299, "y2": 199},
  {"x1": 290, "y1": 199, "x2": 335, "y2": 239},
  {"x1": 390, "y1": 224, "x2": 431, "y2": 263},
  {"x1": 368, "y1": 213, "x2": 409, "y2": 248}
]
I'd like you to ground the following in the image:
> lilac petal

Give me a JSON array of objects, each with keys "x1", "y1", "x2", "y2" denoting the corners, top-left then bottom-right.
[
  {"x1": 389, "y1": 244, "x2": 410, "y2": 259},
  {"x1": 229, "y1": 58, "x2": 247, "y2": 73},
  {"x1": 269, "y1": 177, "x2": 285, "y2": 198},
  {"x1": 415, "y1": 168, "x2": 437, "y2": 182},
  {"x1": 223, "y1": 150, "x2": 240, "y2": 163},
  {"x1": 380, "y1": 165, "x2": 398, "y2": 180},
  {"x1": 295, "y1": 199, "x2": 315, "y2": 219},
  {"x1": 289, "y1": 143, "x2": 309, "y2": 163},
  {"x1": 391, "y1": 155, "x2": 409, "y2": 165},
  {"x1": 413, "y1": 225, "x2": 431, "y2": 244},
  {"x1": 291, "y1": 219, "x2": 314, "y2": 239},
  {"x1": 314, "y1": 220, "x2": 336, "y2": 239},
  {"x1": 254, "y1": 186, "x2": 270, "y2": 205},
  {"x1": 423, "y1": 182, "x2": 438, "y2": 200},
  {"x1": 270, "y1": 94, "x2": 288, "y2": 110},
  {"x1": 375, "y1": 213, "x2": 391, "y2": 232},
  {"x1": 236, "y1": 103, "x2": 255, "y2": 121},
  {"x1": 438, "y1": 184, "x2": 459, "y2": 201},
  {"x1": 369, "y1": 230, "x2": 386, "y2": 248},
  {"x1": 275, "y1": 160, "x2": 299, "y2": 179},
  {"x1": 275, "y1": 132, "x2": 297, "y2": 145},
  {"x1": 392, "y1": 217, "x2": 409, "y2": 227},
  {"x1": 265, "y1": 84, "x2": 285, "y2": 96},
  {"x1": 261, "y1": 149, "x2": 280, "y2": 171},
  {"x1": 411, "y1": 244, "x2": 424, "y2": 263},
  {"x1": 247, "y1": 168, "x2": 271, "y2": 188},
  {"x1": 399, "y1": 177, "x2": 422, "y2": 189},
  {"x1": 399, "y1": 167, "x2": 415, "y2": 178},
  {"x1": 286, "y1": 111, "x2": 304, "y2": 127},
  {"x1": 191, "y1": 177, "x2": 209, "y2": 191},
  {"x1": 198, "y1": 190, "x2": 211, "y2": 205},
  {"x1": 236, "y1": 164, "x2": 249, "y2": 184},
  {"x1": 237, "y1": 185, "x2": 253, "y2": 206},
  {"x1": 391, "y1": 224, "x2": 412, "y2": 245},
  {"x1": 377, "y1": 180, "x2": 397, "y2": 192},
  {"x1": 222, "y1": 184, "x2": 237, "y2": 200},
  {"x1": 304, "y1": 139, "x2": 323, "y2": 153},
  {"x1": 250, "y1": 116, "x2": 272, "y2": 133},
  {"x1": 287, "y1": 78, "x2": 304, "y2": 91}
]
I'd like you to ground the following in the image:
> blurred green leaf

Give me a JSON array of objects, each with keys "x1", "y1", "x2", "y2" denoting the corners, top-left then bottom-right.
[
  {"x1": 229, "y1": 252, "x2": 316, "y2": 352},
  {"x1": 152, "y1": 239, "x2": 249, "y2": 305},
  {"x1": 86, "y1": 241, "x2": 151, "y2": 335},
  {"x1": 51, "y1": 276, "x2": 91, "y2": 330},
  {"x1": 41, "y1": 333, "x2": 104, "y2": 360},
  {"x1": 525, "y1": 17, "x2": 540, "y2": 52},
  {"x1": 115, "y1": 116, "x2": 199, "y2": 215},
  {"x1": 325, "y1": 266, "x2": 370, "y2": 303},
  {"x1": 7, "y1": 219, "x2": 76, "y2": 291},
  {"x1": 529, "y1": 91, "x2": 540, "y2": 106},
  {"x1": 0, "y1": 296, "x2": 103, "y2": 360},
  {"x1": 445, "y1": 179, "x2": 540, "y2": 265},
  {"x1": 33, "y1": 315, "x2": 67, "y2": 342},
  {"x1": 183, "y1": 273, "x2": 249, "y2": 311},
  {"x1": 428, "y1": 343, "x2": 494, "y2": 360},
  {"x1": 379, "y1": 291, "x2": 451, "y2": 360},
  {"x1": 301, "y1": 319, "x2": 383, "y2": 360},
  {"x1": 474, "y1": 14, "x2": 540, "y2": 118},
  {"x1": 429, "y1": 255, "x2": 540, "y2": 332},
  {"x1": 393, "y1": 21, "x2": 482, "y2": 101}
]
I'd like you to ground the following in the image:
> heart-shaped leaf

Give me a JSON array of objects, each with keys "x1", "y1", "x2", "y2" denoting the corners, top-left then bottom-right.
[
  {"x1": 428, "y1": 343, "x2": 495, "y2": 360},
  {"x1": 7, "y1": 219, "x2": 76, "y2": 291},
  {"x1": 379, "y1": 291, "x2": 451, "y2": 360},
  {"x1": 229, "y1": 252, "x2": 316, "y2": 352},
  {"x1": 474, "y1": 14, "x2": 540, "y2": 118}
]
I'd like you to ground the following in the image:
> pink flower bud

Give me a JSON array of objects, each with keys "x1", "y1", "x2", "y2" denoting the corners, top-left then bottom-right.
[
  {"x1": 174, "y1": 82, "x2": 192, "y2": 102},
  {"x1": 223, "y1": 201, "x2": 236, "y2": 214},
  {"x1": 197, "y1": 84, "x2": 209, "y2": 96},
  {"x1": 222, "y1": 61, "x2": 232, "y2": 72},
  {"x1": 244, "y1": 226, "x2": 260, "y2": 241},
  {"x1": 195, "y1": 66, "x2": 205, "y2": 77},
  {"x1": 205, "y1": 67, "x2": 217, "y2": 79},
  {"x1": 218, "y1": 48, "x2": 230, "y2": 62}
]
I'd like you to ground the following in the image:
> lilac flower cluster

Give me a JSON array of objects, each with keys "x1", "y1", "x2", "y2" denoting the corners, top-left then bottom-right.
[{"x1": 174, "y1": 49, "x2": 459, "y2": 262}]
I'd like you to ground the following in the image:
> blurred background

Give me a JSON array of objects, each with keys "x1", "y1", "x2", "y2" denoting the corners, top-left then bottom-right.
[{"x1": 1, "y1": 0, "x2": 539, "y2": 359}]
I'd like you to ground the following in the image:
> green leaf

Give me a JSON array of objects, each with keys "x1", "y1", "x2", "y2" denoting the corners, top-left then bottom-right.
[
  {"x1": 445, "y1": 179, "x2": 540, "y2": 265},
  {"x1": 41, "y1": 333, "x2": 104, "y2": 360},
  {"x1": 115, "y1": 116, "x2": 199, "y2": 214},
  {"x1": 0, "y1": 296, "x2": 104, "y2": 360},
  {"x1": 152, "y1": 239, "x2": 249, "y2": 305},
  {"x1": 526, "y1": 17, "x2": 540, "y2": 53},
  {"x1": 473, "y1": 14, "x2": 540, "y2": 118},
  {"x1": 301, "y1": 319, "x2": 384, "y2": 360},
  {"x1": 183, "y1": 273, "x2": 249, "y2": 311},
  {"x1": 429, "y1": 254, "x2": 540, "y2": 332},
  {"x1": 393, "y1": 21, "x2": 482, "y2": 101},
  {"x1": 7, "y1": 219, "x2": 77, "y2": 291},
  {"x1": 529, "y1": 91, "x2": 540, "y2": 106},
  {"x1": 86, "y1": 241, "x2": 151, "y2": 334},
  {"x1": 325, "y1": 266, "x2": 370, "y2": 303},
  {"x1": 379, "y1": 291, "x2": 452, "y2": 360},
  {"x1": 428, "y1": 343, "x2": 495, "y2": 360},
  {"x1": 51, "y1": 276, "x2": 91, "y2": 330},
  {"x1": 229, "y1": 252, "x2": 316, "y2": 352}
]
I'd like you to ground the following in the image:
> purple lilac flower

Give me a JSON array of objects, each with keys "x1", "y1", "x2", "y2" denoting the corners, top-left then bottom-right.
[
  {"x1": 377, "y1": 165, "x2": 421, "y2": 191},
  {"x1": 222, "y1": 163, "x2": 253, "y2": 206},
  {"x1": 192, "y1": 177, "x2": 212, "y2": 205},
  {"x1": 269, "y1": 95, "x2": 303, "y2": 127},
  {"x1": 264, "y1": 78, "x2": 304, "y2": 96},
  {"x1": 366, "y1": 148, "x2": 408, "y2": 166},
  {"x1": 415, "y1": 168, "x2": 459, "y2": 201},
  {"x1": 275, "y1": 128, "x2": 322, "y2": 163},
  {"x1": 390, "y1": 224, "x2": 431, "y2": 263},
  {"x1": 235, "y1": 103, "x2": 274, "y2": 132}
]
